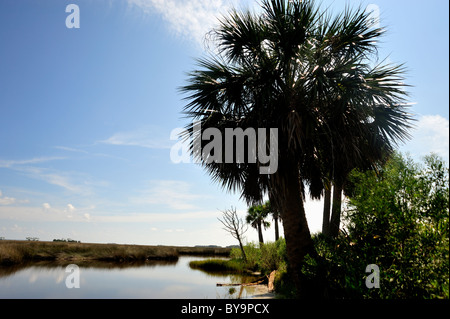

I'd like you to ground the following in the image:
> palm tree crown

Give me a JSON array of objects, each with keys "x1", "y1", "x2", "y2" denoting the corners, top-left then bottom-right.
[
  {"x1": 182, "y1": 0, "x2": 412, "y2": 204},
  {"x1": 246, "y1": 203, "x2": 271, "y2": 245}
]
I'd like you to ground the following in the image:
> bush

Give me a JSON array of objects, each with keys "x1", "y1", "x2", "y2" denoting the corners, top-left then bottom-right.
[
  {"x1": 302, "y1": 153, "x2": 449, "y2": 299},
  {"x1": 260, "y1": 239, "x2": 287, "y2": 274},
  {"x1": 230, "y1": 242, "x2": 261, "y2": 271},
  {"x1": 230, "y1": 238, "x2": 287, "y2": 274}
]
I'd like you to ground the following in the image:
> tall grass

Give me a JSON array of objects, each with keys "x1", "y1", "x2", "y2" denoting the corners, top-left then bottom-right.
[
  {"x1": 189, "y1": 259, "x2": 244, "y2": 273},
  {"x1": 0, "y1": 241, "x2": 232, "y2": 266},
  {"x1": 230, "y1": 239, "x2": 287, "y2": 275},
  {"x1": 0, "y1": 241, "x2": 181, "y2": 265}
]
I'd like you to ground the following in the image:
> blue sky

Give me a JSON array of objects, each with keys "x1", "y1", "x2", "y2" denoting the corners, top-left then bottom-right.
[{"x1": 0, "y1": 0, "x2": 448, "y2": 246}]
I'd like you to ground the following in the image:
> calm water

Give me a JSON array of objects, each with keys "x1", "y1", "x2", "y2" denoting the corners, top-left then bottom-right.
[{"x1": 0, "y1": 256, "x2": 262, "y2": 299}]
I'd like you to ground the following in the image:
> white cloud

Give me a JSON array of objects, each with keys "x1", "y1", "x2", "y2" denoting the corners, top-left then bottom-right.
[
  {"x1": 11, "y1": 165, "x2": 105, "y2": 196},
  {"x1": 100, "y1": 127, "x2": 172, "y2": 149},
  {"x1": 54, "y1": 146, "x2": 89, "y2": 154},
  {"x1": 402, "y1": 114, "x2": 449, "y2": 162},
  {"x1": 41, "y1": 172, "x2": 86, "y2": 194},
  {"x1": 0, "y1": 193, "x2": 16, "y2": 205},
  {"x1": 0, "y1": 204, "x2": 94, "y2": 223},
  {"x1": 0, "y1": 156, "x2": 100, "y2": 195},
  {"x1": 131, "y1": 180, "x2": 207, "y2": 210},
  {"x1": 0, "y1": 190, "x2": 29, "y2": 206},
  {"x1": 126, "y1": 0, "x2": 242, "y2": 46},
  {"x1": 0, "y1": 156, "x2": 65, "y2": 168},
  {"x1": 93, "y1": 210, "x2": 216, "y2": 224},
  {"x1": 0, "y1": 199, "x2": 217, "y2": 225},
  {"x1": 65, "y1": 204, "x2": 85, "y2": 220}
]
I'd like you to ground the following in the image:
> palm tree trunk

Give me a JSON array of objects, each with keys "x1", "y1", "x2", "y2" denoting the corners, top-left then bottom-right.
[
  {"x1": 257, "y1": 220, "x2": 264, "y2": 246},
  {"x1": 277, "y1": 168, "x2": 316, "y2": 298},
  {"x1": 322, "y1": 182, "x2": 332, "y2": 236},
  {"x1": 274, "y1": 216, "x2": 279, "y2": 241},
  {"x1": 329, "y1": 183, "x2": 343, "y2": 238}
]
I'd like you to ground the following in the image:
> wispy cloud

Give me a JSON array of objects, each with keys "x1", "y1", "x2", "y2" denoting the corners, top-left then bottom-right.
[
  {"x1": 126, "y1": 0, "x2": 242, "y2": 46},
  {"x1": 0, "y1": 156, "x2": 89, "y2": 194},
  {"x1": 0, "y1": 156, "x2": 65, "y2": 168},
  {"x1": 15, "y1": 166, "x2": 94, "y2": 195},
  {"x1": 54, "y1": 144, "x2": 129, "y2": 161},
  {"x1": 93, "y1": 210, "x2": 216, "y2": 223},
  {"x1": 100, "y1": 127, "x2": 172, "y2": 149},
  {"x1": 130, "y1": 180, "x2": 206, "y2": 210},
  {"x1": 1, "y1": 162, "x2": 106, "y2": 196},
  {"x1": 0, "y1": 155, "x2": 109, "y2": 196},
  {"x1": 54, "y1": 146, "x2": 89, "y2": 154},
  {"x1": 0, "y1": 202, "x2": 215, "y2": 224}
]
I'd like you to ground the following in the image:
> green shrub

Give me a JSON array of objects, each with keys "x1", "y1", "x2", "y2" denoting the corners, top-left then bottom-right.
[
  {"x1": 230, "y1": 242, "x2": 261, "y2": 271},
  {"x1": 302, "y1": 153, "x2": 449, "y2": 299},
  {"x1": 230, "y1": 239, "x2": 287, "y2": 274},
  {"x1": 260, "y1": 239, "x2": 287, "y2": 274}
]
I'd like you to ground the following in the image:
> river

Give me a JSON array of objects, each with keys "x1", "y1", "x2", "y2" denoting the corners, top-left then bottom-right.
[{"x1": 0, "y1": 256, "x2": 266, "y2": 299}]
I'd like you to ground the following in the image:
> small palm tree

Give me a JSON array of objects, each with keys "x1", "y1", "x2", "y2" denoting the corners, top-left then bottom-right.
[
  {"x1": 262, "y1": 200, "x2": 281, "y2": 241},
  {"x1": 246, "y1": 204, "x2": 270, "y2": 246}
]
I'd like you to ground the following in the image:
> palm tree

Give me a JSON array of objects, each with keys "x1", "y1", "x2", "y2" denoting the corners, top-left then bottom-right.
[
  {"x1": 181, "y1": 0, "x2": 413, "y2": 297},
  {"x1": 318, "y1": 58, "x2": 410, "y2": 238},
  {"x1": 262, "y1": 200, "x2": 281, "y2": 241},
  {"x1": 246, "y1": 204, "x2": 270, "y2": 246}
]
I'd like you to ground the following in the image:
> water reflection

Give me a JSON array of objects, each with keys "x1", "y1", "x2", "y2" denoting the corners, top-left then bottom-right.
[
  {"x1": 0, "y1": 256, "x2": 262, "y2": 299},
  {"x1": 0, "y1": 259, "x2": 177, "y2": 279}
]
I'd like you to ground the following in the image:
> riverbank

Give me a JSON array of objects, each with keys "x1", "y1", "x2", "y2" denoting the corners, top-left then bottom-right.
[
  {"x1": 0, "y1": 240, "x2": 231, "y2": 265},
  {"x1": 188, "y1": 258, "x2": 278, "y2": 299}
]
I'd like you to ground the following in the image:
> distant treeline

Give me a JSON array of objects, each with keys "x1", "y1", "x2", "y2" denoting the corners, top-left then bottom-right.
[
  {"x1": 53, "y1": 238, "x2": 80, "y2": 243},
  {"x1": 195, "y1": 245, "x2": 239, "y2": 249}
]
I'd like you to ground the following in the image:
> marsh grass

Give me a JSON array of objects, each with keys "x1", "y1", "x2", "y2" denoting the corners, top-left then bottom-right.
[
  {"x1": 189, "y1": 258, "x2": 244, "y2": 273},
  {"x1": 229, "y1": 239, "x2": 287, "y2": 275},
  {"x1": 0, "y1": 241, "x2": 229, "y2": 266}
]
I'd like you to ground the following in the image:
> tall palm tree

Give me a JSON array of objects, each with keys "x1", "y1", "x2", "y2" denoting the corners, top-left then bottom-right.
[
  {"x1": 318, "y1": 57, "x2": 410, "y2": 238},
  {"x1": 181, "y1": 0, "x2": 413, "y2": 297},
  {"x1": 320, "y1": 106, "x2": 399, "y2": 238},
  {"x1": 246, "y1": 204, "x2": 270, "y2": 246}
]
